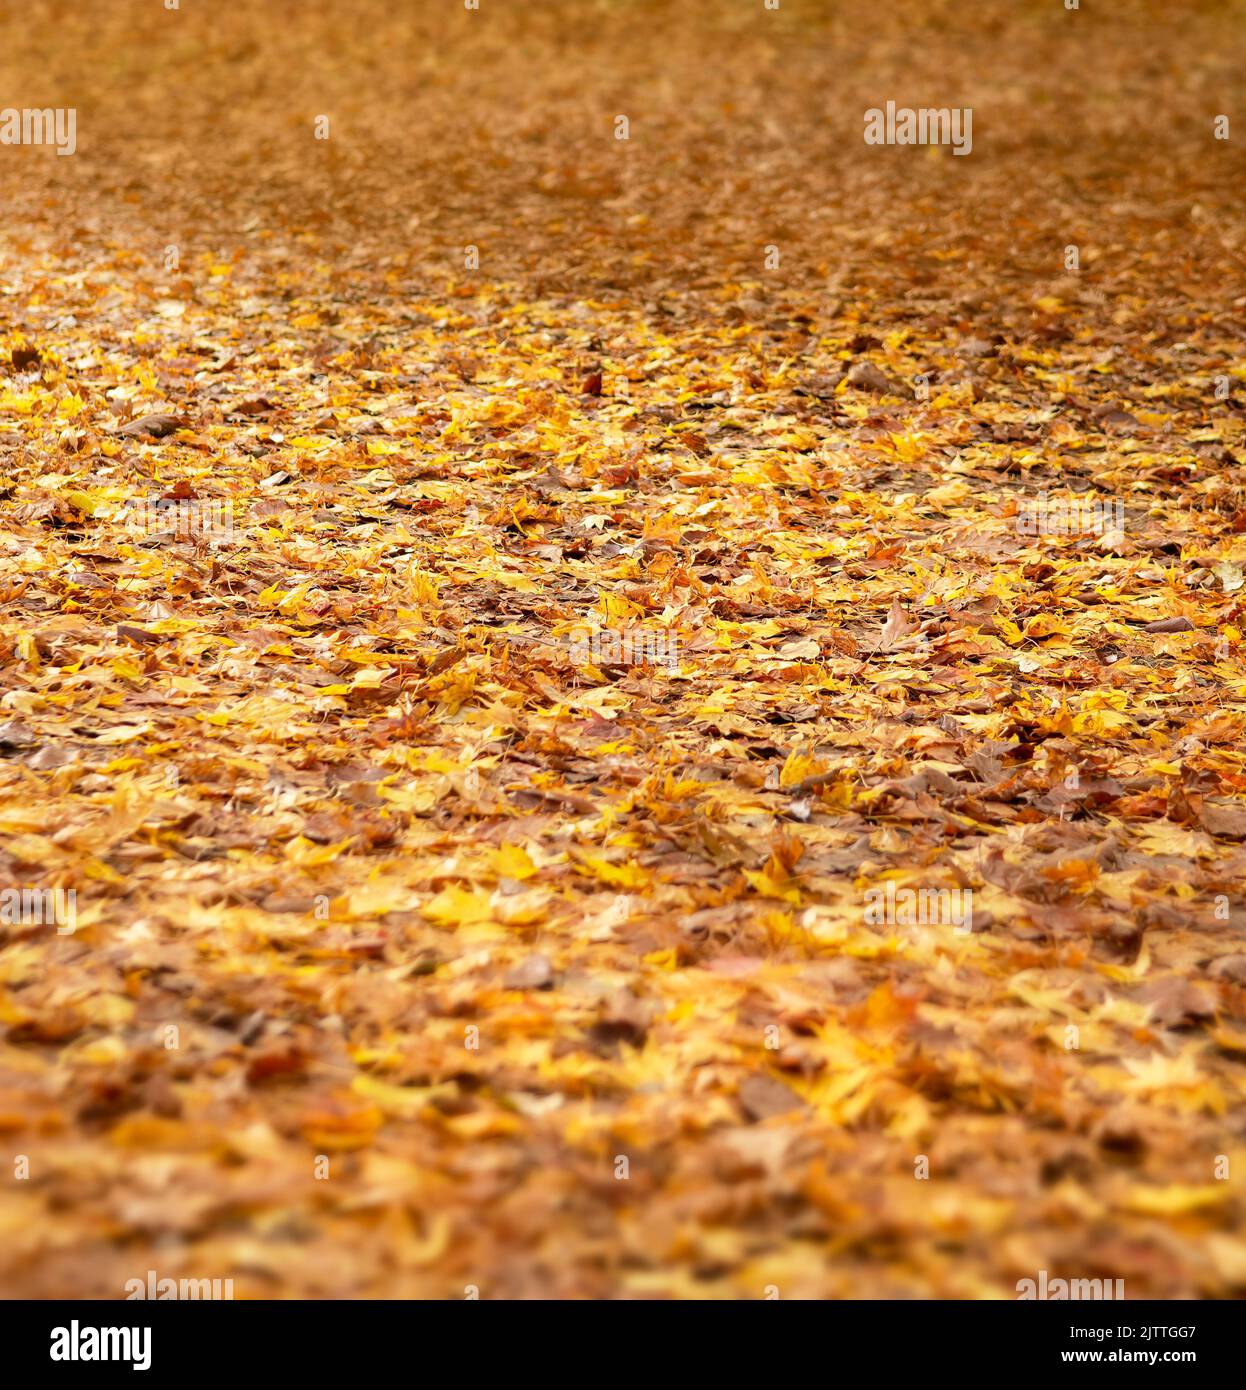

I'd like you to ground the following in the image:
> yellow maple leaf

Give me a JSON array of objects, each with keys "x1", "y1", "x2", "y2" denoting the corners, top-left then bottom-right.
[
  {"x1": 422, "y1": 884, "x2": 494, "y2": 927},
  {"x1": 491, "y1": 843, "x2": 538, "y2": 880}
]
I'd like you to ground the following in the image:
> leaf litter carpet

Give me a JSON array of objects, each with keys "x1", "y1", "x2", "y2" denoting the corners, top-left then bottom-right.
[{"x1": 1, "y1": 0, "x2": 1246, "y2": 1298}]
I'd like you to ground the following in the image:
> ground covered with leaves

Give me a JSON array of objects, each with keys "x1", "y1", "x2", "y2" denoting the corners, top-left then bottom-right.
[{"x1": 2, "y1": 0, "x2": 1246, "y2": 1298}]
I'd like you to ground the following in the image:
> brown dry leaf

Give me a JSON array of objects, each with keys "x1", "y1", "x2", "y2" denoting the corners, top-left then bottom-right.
[{"x1": 878, "y1": 596, "x2": 919, "y2": 651}]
